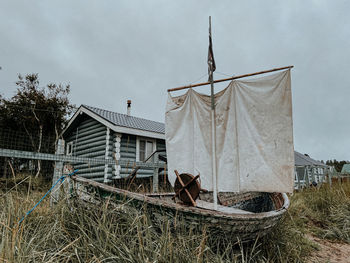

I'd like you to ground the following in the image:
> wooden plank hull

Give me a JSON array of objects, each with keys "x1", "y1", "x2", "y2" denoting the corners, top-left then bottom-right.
[{"x1": 71, "y1": 176, "x2": 289, "y2": 242}]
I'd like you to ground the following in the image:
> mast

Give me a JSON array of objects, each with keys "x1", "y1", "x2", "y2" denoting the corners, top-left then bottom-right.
[{"x1": 208, "y1": 16, "x2": 218, "y2": 209}]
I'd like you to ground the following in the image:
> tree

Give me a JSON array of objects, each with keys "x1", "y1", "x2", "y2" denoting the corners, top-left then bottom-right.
[
  {"x1": 0, "y1": 73, "x2": 75, "y2": 177},
  {"x1": 326, "y1": 159, "x2": 349, "y2": 173}
]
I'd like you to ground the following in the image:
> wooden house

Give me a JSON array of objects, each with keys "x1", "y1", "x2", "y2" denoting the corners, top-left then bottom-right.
[
  {"x1": 62, "y1": 103, "x2": 166, "y2": 183},
  {"x1": 294, "y1": 151, "x2": 329, "y2": 187}
]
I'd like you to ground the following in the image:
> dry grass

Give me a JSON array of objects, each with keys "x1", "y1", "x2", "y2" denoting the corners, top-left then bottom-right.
[
  {"x1": 0, "y1": 177, "x2": 349, "y2": 262},
  {"x1": 290, "y1": 181, "x2": 350, "y2": 243}
]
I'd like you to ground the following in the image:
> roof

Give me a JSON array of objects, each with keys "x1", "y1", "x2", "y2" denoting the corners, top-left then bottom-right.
[
  {"x1": 62, "y1": 105, "x2": 165, "y2": 140},
  {"x1": 82, "y1": 105, "x2": 165, "y2": 134},
  {"x1": 341, "y1": 164, "x2": 350, "y2": 174},
  {"x1": 294, "y1": 151, "x2": 328, "y2": 167}
]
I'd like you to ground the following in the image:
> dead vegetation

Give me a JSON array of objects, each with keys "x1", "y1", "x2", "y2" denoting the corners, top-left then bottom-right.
[{"x1": 0, "y1": 176, "x2": 349, "y2": 262}]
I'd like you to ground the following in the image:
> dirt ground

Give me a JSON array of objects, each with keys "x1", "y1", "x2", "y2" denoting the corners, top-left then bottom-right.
[{"x1": 307, "y1": 235, "x2": 350, "y2": 263}]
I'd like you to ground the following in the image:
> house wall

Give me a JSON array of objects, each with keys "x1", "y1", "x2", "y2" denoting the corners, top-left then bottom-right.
[
  {"x1": 119, "y1": 134, "x2": 137, "y2": 178},
  {"x1": 64, "y1": 115, "x2": 166, "y2": 183},
  {"x1": 117, "y1": 134, "x2": 166, "y2": 179},
  {"x1": 65, "y1": 116, "x2": 110, "y2": 182},
  {"x1": 294, "y1": 165, "x2": 327, "y2": 187}
]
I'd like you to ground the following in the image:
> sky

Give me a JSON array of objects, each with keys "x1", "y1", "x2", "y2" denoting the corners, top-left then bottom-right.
[{"x1": 0, "y1": 0, "x2": 349, "y2": 161}]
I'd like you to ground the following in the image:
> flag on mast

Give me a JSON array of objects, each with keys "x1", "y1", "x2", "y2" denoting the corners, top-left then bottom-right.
[{"x1": 207, "y1": 25, "x2": 216, "y2": 78}]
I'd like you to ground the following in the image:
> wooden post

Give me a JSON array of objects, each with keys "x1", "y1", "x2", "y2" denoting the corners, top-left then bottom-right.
[
  {"x1": 50, "y1": 139, "x2": 65, "y2": 206},
  {"x1": 305, "y1": 166, "x2": 310, "y2": 187},
  {"x1": 322, "y1": 168, "x2": 326, "y2": 184},
  {"x1": 296, "y1": 167, "x2": 301, "y2": 190},
  {"x1": 152, "y1": 152, "x2": 159, "y2": 193},
  {"x1": 311, "y1": 166, "x2": 316, "y2": 186},
  {"x1": 328, "y1": 167, "x2": 332, "y2": 187}
]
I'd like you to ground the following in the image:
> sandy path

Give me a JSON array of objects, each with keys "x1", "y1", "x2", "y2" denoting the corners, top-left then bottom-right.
[{"x1": 307, "y1": 235, "x2": 350, "y2": 263}]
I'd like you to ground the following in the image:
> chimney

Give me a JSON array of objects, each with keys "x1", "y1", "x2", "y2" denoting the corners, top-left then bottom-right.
[{"x1": 127, "y1": 100, "x2": 131, "y2": 116}]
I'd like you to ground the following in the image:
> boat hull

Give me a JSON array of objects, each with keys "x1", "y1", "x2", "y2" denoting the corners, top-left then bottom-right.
[{"x1": 71, "y1": 176, "x2": 289, "y2": 242}]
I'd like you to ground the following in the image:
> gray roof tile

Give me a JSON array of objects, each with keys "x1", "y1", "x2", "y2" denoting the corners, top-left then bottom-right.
[
  {"x1": 294, "y1": 151, "x2": 327, "y2": 167},
  {"x1": 83, "y1": 105, "x2": 165, "y2": 134}
]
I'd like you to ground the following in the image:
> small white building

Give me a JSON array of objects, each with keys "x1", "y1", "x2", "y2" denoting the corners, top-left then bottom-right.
[{"x1": 294, "y1": 151, "x2": 329, "y2": 188}]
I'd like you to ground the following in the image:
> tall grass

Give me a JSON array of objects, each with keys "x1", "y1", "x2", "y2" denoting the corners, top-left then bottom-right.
[
  {"x1": 1, "y1": 177, "x2": 349, "y2": 262},
  {"x1": 290, "y1": 181, "x2": 350, "y2": 243}
]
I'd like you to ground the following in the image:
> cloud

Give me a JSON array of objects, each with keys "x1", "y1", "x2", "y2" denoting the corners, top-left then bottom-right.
[{"x1": 0, "y1": 0, "x2": 349, "y2": 160}]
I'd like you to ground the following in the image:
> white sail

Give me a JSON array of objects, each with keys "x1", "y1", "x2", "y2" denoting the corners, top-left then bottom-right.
[{"x1": 165, "y1": 69, "x2": 294, "y2": 193}]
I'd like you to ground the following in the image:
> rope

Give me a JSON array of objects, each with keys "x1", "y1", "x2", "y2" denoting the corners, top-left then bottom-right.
[
  {"x1": 215, "y1": 71, "x2": 235, "y2": 78},
  {"x1": 18, "y1": 169, "x2": 78, "y2": 224},
  {"x1": 189, "y1": 73, "x2": 208, "y2": 85}
]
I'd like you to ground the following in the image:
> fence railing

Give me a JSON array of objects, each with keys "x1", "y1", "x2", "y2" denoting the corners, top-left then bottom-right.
[
  {"x1": 0, "y1": 148, "x2": 164, "y2": 168},
  {"x1": 294, "y1": 165, "x2": 350, "y2": 190},
  {"x1": 0, "y1": 134, "x2": 168, "y2": 204}
]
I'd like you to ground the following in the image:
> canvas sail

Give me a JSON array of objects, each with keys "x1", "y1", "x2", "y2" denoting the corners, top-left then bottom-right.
[{"x1": 165, "y1": 69, "x2": 294, "y2": 193}]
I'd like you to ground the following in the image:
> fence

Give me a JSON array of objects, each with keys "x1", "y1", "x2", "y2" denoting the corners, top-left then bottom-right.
[
  {"x1": 294, "y1": 165, "x2": 350, "y2": 190},
  {"x1": 1, "y1": 126, "x2": 349, "y2": 196},
  {"x1": 0, "y1": 127, "x2": 168, "y2": 200},
  {"x1": 0, "y1": 127, "x2": 57, "y2": 179}
]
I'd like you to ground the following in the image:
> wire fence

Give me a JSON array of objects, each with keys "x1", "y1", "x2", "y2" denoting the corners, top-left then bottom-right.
[
  {"x1": 0, "y1": 126, "x2": 56, "y2": 179},
  {"x1": 0, "y1": 126, "x2": 57, "y2": 154},
  {"x1": 1, "y1": 126, "x2": 348, "y2": 193},
  {"x1": 0, "y1": 126, "x2": 170, "y2": 194}
]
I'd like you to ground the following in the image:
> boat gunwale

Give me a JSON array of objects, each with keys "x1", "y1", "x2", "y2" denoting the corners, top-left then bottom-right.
[{"x1": 72, "y1": 175, "x2": 289, "y2": 220}]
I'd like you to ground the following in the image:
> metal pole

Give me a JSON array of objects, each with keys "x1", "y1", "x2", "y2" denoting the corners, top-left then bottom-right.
[{"x1": 209, "y1": 16, "x2": 218, "y2": 209}]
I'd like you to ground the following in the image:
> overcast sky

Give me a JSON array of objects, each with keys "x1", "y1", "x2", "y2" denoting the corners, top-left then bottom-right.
[{"x1": 1, "y1": 0, "x2": 349, "y2": 161}]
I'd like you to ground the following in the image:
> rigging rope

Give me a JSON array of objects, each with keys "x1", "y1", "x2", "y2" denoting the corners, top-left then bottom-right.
[
  {"x1": 18, "y1": 169, "x2": 78, "y2": 224},
  {"x1": 189, "y1": 73, "x2": 208, "y2": 86},
  {"x1": 214, "y1": 71, "x2": 235, "y2": 78}
]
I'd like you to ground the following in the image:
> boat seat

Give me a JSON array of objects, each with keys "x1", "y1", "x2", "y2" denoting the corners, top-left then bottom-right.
[{"x1": 196, "y1": 200, "x2": 253, "y2": 214}]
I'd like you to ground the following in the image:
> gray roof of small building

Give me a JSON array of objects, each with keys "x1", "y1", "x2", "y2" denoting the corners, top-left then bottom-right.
[
  {"x1": 82, "y1": 105, "x2": 165, "y2": 134},
  {"x1": 341, "y1": 164, "x2": 350, "y2": 174},
  {"x1": 294, "y1": 151, "x2": 327, "y2": 167}
]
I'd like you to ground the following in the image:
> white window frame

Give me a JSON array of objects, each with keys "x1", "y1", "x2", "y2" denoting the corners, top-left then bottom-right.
[
  {"x1": 136, "y1": 136, "x2": 156, "y2": 162},
  {"x1": 66, "y1": 141, "x2": 74, "y2": 156}
]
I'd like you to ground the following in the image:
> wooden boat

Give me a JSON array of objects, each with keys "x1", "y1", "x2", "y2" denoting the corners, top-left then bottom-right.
[
  {"x1": 72, "y1": 175, "x2": 289, "y2": 241},
  {"x1": 70, "y1": 18, "x2": 294, "y2": 242}
]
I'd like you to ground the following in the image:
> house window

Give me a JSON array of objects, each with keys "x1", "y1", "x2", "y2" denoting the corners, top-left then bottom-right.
[
  {"x1": 66, "y1": 142, "x2": 73, "y2": 156},
  {"x1": 137, "y1": 138, "x2": 156, "y2": 162}
]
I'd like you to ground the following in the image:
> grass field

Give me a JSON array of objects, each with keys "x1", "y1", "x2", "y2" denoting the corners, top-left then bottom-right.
[{"x1": 0, "y1": 177, "x2": 349, "y2": 262}]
